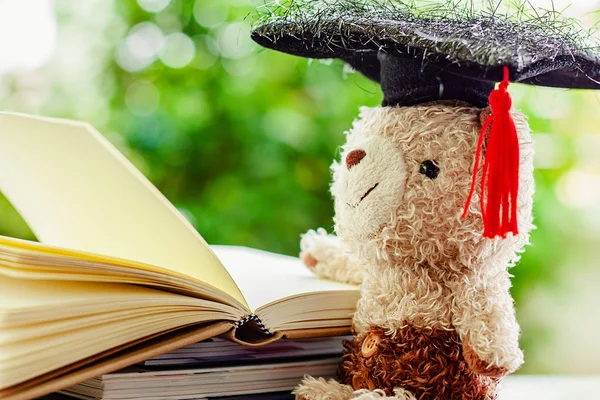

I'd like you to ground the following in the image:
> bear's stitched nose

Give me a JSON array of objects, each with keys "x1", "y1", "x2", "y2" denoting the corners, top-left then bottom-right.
[{"x1": 346, "y1": 149, "x2": 366, "y2": 169}]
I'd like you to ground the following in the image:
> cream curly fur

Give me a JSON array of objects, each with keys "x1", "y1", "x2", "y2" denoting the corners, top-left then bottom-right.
[
  {"x1": 294, "y1": 377, "x2": 416, "y2": 400},
  {"x1": 293, "y1": 376, "x2": 354, "y2": 400},
  {"x1": 300, "y1": 228, "x2": 364, "y2": 285},
  {"x1": 299, "y1": 102, "x2": 534, "y2": 399}
]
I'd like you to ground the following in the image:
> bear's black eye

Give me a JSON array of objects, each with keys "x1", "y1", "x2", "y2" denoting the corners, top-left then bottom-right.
[{"x1": 419, "y1": 160, "x2": 440, "y2": 179}]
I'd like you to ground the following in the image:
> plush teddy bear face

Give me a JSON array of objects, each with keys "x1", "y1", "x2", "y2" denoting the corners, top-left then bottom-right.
[
  {"x1": 332, "y1": 102, "x2": 534, "y2": 270},
  {"x1": 331, "y1": 132, "x2": 408, "y2": 237}
]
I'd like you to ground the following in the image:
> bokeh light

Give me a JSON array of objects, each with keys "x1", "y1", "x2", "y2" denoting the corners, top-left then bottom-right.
[
  {"x1": 216, "y1": 22, "x2": 255, "y2": 59},
  {"x1": 0, "y1": 0, "x2": 56, "y2": 74},
  {"x1": 137, "y1": 0, "x2": 170, "y2": 13},
  {"x1": 160, "y1": 32, "x2": 195, "y2": 68},
  {"x1": 116, "y1": 22, "x2": 165, "y2": 72},
  {"x1": 557, "y1": 169, "x2": 600, "y2": 209},
  {"x1": 193, "y1": 1, "x2": 228, "y2": 28}
]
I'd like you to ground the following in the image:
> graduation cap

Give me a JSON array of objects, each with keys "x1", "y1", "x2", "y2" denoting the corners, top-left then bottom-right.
[{"x1": 250, "y1": 0, "x2": 600, "y2": 239}]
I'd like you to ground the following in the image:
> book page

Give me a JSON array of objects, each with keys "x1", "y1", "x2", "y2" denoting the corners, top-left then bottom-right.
[
  {"x1": 211, "y1": 246, "x2": 357, "y2": 312},
  {"x1": 0, "y1": 274, "x2": 242, "y2": 391},
  {"x1": 0, "y1": 273, "x2": 192, "y2": 318},
  {"x1": 0, "y1": 113, "x2": 246, "y2": 306}
]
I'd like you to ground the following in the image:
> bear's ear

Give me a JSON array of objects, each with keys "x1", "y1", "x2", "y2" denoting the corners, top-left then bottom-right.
[{"x1": 479, "y1": 107, "x2": 492, "y2": 127}]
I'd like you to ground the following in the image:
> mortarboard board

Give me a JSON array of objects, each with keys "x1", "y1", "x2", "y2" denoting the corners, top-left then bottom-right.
[
  {"x1": 250, "y1": 0, "x2": 600, "y2": 239},
  {"x1": 251, "y1": 0, "x2": 600, "y2": 107}
]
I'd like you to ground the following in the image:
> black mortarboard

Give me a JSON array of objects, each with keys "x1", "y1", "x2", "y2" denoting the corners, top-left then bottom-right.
[
  {"x1": 251, "y1": 0, "x2": 600, "y2": 108},
  {"x1": 251, "y1": 1, "x2": 600, "y2": 239}
]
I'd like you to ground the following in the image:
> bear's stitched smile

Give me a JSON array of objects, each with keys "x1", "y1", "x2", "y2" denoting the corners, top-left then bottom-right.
[
  {"x1": 359, "y1": 182, "x2": 379, "y2": 203},
  {"x1": 347, "y1": 182, "x2": 380, "y2": 208}
]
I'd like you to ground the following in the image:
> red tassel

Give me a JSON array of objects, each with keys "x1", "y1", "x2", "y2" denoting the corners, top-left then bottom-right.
[{"x1": 462, "y1": 66, "x2": 520, "y2": 239}]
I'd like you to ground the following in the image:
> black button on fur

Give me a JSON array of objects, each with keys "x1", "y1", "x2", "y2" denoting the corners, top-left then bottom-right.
[{"x1": 419, "y1": 160, "x2": 440, "y2": 179}]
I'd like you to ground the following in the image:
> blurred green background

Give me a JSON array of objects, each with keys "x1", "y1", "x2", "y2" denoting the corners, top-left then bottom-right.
[{"x1": 0, "y1": 0, "x2": 600, "y2": 374}]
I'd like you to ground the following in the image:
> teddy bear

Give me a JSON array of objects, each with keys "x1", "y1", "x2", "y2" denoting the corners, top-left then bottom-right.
[
  {"x1": 295, "y1": 101, "x2": 534, "y2": 400},
  {"x1": 250, "y1": 1, "x2": 600, "y2": 398}
]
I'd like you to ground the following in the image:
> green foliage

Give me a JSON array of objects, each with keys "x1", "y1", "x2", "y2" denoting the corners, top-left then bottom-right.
[{"x1": 107, "y1": 0, "x2": 384, "y2": 255}]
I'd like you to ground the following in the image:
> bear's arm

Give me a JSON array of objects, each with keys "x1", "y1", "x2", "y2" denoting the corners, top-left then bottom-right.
[
  {"x1": 299, "y1": 228, "x2": 363, "y2": 285},
  {"x1": 449, "y1": 269, "x2": 524, "y2": 376}
]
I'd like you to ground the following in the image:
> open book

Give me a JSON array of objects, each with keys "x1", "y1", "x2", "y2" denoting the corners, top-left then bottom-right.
[{"x1": 0, "y1": 113, "x2": 359, "y2": 400}]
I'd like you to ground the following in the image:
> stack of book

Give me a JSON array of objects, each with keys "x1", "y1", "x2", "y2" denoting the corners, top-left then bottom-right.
[
  {"x1": 0, "y1": 113, "x2": 359, "y2": 400},
  {"x1": 59, "y1": 336, "x2": 349, "y2": 399}
]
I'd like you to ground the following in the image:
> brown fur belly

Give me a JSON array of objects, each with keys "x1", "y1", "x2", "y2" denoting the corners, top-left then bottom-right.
[{"x1": 340, "y1": 326, "x2": 500, "y2": 400}]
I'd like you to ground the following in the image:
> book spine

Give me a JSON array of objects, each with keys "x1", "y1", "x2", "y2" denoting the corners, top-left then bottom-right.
[{"x1": 234, "y1": 314, "x2": 273, "y2": 336}]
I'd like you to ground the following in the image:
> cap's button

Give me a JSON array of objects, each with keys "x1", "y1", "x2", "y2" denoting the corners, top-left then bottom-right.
[
  {"x1": 352, "y1": 375, "x2": 366, "y2": 390},
  {"x1": 361, "y1": 332, "x2": 381, "y2": 358}
]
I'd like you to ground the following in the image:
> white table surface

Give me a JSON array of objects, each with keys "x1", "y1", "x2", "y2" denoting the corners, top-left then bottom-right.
[{"x1": 499, "y1": 376, "x2": 600, "y2": 400}]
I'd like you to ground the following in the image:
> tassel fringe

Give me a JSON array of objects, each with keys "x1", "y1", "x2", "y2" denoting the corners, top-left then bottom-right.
[{"x1": 462, "y1": 66, "x2": 520, "y2": 239}]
